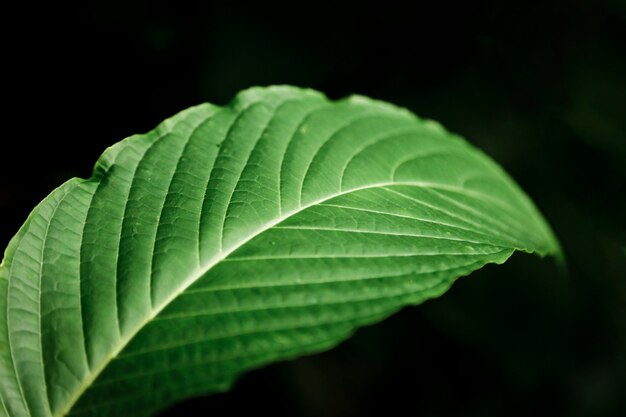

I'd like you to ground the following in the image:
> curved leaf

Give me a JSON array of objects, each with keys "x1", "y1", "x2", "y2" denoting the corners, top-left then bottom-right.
[{"x1": 0, "y1": 86, "x2": 560, "y2": 417}]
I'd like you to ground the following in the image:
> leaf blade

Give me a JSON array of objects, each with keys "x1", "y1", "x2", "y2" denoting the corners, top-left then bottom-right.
[{"x1": 0, "y1": 86, "x2": 560, "y2": 417}]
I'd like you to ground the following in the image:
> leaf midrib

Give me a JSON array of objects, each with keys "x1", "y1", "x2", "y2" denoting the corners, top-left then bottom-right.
[{"x1": 56, "y1": 179, "x2": 519, "y2": 417}]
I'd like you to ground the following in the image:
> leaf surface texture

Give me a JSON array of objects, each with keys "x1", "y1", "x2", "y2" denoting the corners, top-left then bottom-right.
[{"x1": 0, "y1": 86, "x2": 559, "y2": 417}]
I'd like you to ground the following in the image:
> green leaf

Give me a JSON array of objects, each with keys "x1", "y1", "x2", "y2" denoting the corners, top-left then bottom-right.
[{"x1": 0, "y1": 86, "x2": 560, "y2": 417}]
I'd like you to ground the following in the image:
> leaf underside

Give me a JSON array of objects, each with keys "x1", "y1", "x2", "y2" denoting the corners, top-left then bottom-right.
[{"x1": 0, "y1": 86, "x2": 560, "y2": 417}]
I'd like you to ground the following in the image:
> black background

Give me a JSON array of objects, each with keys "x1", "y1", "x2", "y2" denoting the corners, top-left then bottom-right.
[{"x1": 2, "y1": 1, "x2": 626, "y2": 416}]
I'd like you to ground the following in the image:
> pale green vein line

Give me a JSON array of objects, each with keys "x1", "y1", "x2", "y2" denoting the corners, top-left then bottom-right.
[
  {"x1": 37, "y1": 192, "x2": 75, "y2": 417},
  {"x1": 279, "y1": 100, "x2": 337, "y2": 212},
  {"x1": 80, "y1": 139, "x2": 155, "y2": 369},
  {"x1": 224, "y1": 251, "x2": 502, "y2": 262},
  {"x1": 196, "y1": 102, "x2": 260, "y2": 259},
  {"x1": 112, "y1": 132, "x2": 174, "y2": 334},
  {"x1": 214, "y1": 102, "x2": 271, "y2": 253},
  {"x1": 338, "y1": 128, "x2": 428, "y2": 191},
  {"x1": 9, "y1": 185, "x2": 73, "y2": 417},
  {"x1": 383, "y1": 183, "x2": 522, "y2": 221},
  {"x1": 113, "y1": 272, "x2": 462, "y2": 360},
  {"x1": 149, "y1": 113, "x2": 215, "y2": 307},
  {"x1": 71, "y1": 311, "x2": 392, "y2": 414},
  {"x1": 75, "y1": 191, "x2": 99, "y2": 376},
  {"x1": 272, "y1": 225, "x2": 500, "y2": 246},
  {"x1": 456, "y1": 173, "x2": 536, "y2": 226},
  {"x1": 386, "y1": 186, "x2": 524, "y2": 235},
  {"x1": 0, "y1": 394, "x2": 9, "y2": 417},
  {"x1": 391, "y1": 174, "x2": 529, "y2": 232},
  {"x1": 390, "y1": 148, "x2": 468, "y2": 178},
  {"x1": 277, "y1": 99, "x2": 327, "y2": 217},
  {"x1": 219, "y1": 97, "x2": 302, "y2": 251},
  {"x1": 11, "y1": 288, "x2": 39, "y2": 304},
  {"x1": 154, "y1": 107, "x2": 219, "y2": 270},
  {"x1": 380, "y1": 187, "x2": 509, "y2": 241},
  {"x1": 317, "y1": 203, "x2": 506, "y2": 243},
  {"x1": 162, "y1": 254, "x2": 509, "y2": 312},
  {"x1": 183, "y1": 254, "x2": 507, "y2": 294},
  {"x1": 297, "y1": 111, "x2": 396, "y2": 208},
  {"x1": 424, "y1": 187, "x2": 535, "y2": 244}
]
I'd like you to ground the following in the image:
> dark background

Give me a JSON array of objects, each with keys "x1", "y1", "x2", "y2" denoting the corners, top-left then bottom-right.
[{"x1": 3, "y1": 1, "x2": 625, "y2": 416}]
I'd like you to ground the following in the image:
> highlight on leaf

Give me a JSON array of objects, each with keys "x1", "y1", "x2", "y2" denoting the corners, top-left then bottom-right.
[{"x1": 0, "y1": 86, "x2": 560, "y2": 417}]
